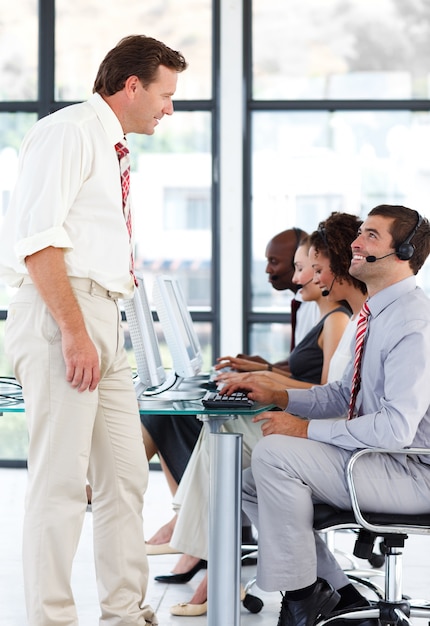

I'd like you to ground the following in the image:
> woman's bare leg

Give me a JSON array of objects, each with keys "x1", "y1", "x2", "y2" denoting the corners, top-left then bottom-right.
[
  {"x1": 188, "y1": 573, "x2": 208, "y2": 604},
  {"x1": 142, "y1": 424, "x2": 182, "y2": 545}
]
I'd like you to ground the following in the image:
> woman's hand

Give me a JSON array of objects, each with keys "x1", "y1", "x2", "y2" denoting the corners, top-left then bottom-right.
[{"x1": 215, "y1": 355, "x2": 271, "y2": 372}]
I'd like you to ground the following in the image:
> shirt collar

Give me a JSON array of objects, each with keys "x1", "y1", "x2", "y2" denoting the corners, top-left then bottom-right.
[
  {"x1": 87, "y1": 92, "x2": 125, "y2": 146},
  {"x1": 367, "y1": 275, "x2": 417, "y2": 318}
]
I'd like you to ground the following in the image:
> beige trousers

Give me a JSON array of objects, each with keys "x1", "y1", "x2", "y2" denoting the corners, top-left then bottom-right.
[
  {"x1": 5, "y1": 280, "x2": 156, "y2": 626},
  {"x1": 171, "y1": 416, "x2": 262, "y2": 559}
]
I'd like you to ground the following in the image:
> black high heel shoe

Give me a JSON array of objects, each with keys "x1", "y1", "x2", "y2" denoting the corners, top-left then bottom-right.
[{"x1": 154, "y1": 559, "x2": 207, "y2": 584}]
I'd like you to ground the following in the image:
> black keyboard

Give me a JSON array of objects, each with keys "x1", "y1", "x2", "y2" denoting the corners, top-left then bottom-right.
[{"x1": 202, "y1": 390, "x2": 254, "y2": 410}]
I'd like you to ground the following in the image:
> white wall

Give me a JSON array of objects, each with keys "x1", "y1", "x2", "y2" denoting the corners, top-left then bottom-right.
[{"x1": 219, "y1": 0, "x2": 244, "y2": 355}]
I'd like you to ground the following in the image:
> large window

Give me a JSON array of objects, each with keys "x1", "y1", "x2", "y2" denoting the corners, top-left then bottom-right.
[
  {"x1": 252, "y1": 0, "x2": 430, "y2": 101},
  {"x1": 0, "y1": 0, "x2": 215, "y2": 306},
  {"x1": 127, "y1": 111, "x2": 213, "y2": 309},
  {"x1": 246, "y1": 0, "x2": 430, "y2": 355},
  {"x1": 0, "y1": 0, "x2": 217, "y2": 463},
  {"x1": 55, "y1": 0, "x2": 212, "y2": 101},
  {"x1": 0, "y1": 2, "x2": 38, "y2": 101}
]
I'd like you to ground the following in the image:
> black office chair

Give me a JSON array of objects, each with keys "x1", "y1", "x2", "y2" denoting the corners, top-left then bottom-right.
[
  {"x1": 314, "y1": 447, "x2": 430, "y2": 626},
  {"x1": 243, "y1": 447, "x2": 430, "y2": 621}
]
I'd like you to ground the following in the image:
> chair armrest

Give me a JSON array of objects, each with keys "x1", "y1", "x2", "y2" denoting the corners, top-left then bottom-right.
[{"x1": 346, "y1": 447, "x2": 430, "y2": 536}]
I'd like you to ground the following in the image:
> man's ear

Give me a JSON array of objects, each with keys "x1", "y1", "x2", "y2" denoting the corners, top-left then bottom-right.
[{"x1": 124, "y1": 75, "x2": 140, "y2": 97}]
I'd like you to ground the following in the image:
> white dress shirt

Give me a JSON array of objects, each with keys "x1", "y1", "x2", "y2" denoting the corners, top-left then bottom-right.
[
  {"x1": 294, "y1": 297, "x2": 319, "y2": 346},
  {"x1": 0, "y1": 93, "x2": 135, "y2": 297},
  {"x1": 327, "y1": 316, "x2": 357, "y2": 383}
]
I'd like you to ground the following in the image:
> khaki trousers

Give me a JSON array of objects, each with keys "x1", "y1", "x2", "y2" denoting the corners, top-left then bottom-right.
[
  {"x1": 171, "y1": 415, "x2": 262, "y2": 559},
  {"x1": 5, "y1": 279, "x2": 156, "y2": 626}
]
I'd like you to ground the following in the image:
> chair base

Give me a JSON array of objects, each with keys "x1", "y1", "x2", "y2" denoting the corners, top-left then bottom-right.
[
  {"x1": 316, "y1": 599, "x2": 430, "y2": 626},
  {"x1": 345, "y1": 572, "x2": 384, "y2": 600}
]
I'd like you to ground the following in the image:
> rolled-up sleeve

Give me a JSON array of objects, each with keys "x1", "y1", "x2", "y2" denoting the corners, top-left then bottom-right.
[
  {"x1": 11, "y1": 121, "x2": 87, "y2": 262},
  {"x1": 15, "y1": 226, "x2": 73, "y2": 263}
]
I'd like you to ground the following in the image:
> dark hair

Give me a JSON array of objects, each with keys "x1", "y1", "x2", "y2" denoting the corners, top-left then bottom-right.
[
  {"x1": 93, "y1": 35, "x2": 188, "y2": 96},
  {"x1": 309, "y1": 212, "x2": 367, "y2": 295},
  {"x1": 292, "y1": 227, "x2": 307, "y2": 250},
  {"x1": 368, "y1": 204, "x2": 430, "y2": 274},
  {"x1": 297, "y1": 234, "x2": 311, "y2": 250}
]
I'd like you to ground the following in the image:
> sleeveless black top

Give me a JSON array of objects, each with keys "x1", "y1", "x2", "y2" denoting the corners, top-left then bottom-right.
[{"x1": 288, "y1": 306, "x2": 350, "y2": 384}]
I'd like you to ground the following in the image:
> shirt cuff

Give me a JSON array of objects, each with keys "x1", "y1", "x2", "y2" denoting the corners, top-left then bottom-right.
[
  {"x1": 15, "y1": 227, "x2": 73, "y2": 263},
  {"x1": 307, "y1": 419, "x2": 325, "y2": 442}
]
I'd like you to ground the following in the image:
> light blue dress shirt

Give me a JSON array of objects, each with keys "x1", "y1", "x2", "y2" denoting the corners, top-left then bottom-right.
[{"x1": 287, "y1": 276, "x2": 430, "y2": 453}]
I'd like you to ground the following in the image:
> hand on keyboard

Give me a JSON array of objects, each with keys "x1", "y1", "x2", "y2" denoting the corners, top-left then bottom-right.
[{"x1": 202, "y1": 390, "x2": 254, "y2": 410}]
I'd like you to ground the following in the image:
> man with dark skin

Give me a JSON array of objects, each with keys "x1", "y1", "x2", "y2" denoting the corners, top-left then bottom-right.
[
  {"x1": 266, "y1": 228, "x2": 300, "y2": 291},
  {"x1": 217, "y1": 227, "x2": 318, "y2": 374}
]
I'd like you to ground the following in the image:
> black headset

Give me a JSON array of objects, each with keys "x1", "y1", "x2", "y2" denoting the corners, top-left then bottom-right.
[
  {"x1": 290, "y1": 227, "x2": 305, "y2": 270},
  {"x1": 396, "y1": 211, "x2": 423, "y2": 260},
  {"x1": 293, "y1": 226, "x2": 304, "y2": 248}
]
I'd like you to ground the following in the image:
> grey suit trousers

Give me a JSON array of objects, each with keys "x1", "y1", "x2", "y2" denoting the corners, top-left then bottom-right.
[{"x1": 242, "y1": 434, "x2": 430, "y2": 592}]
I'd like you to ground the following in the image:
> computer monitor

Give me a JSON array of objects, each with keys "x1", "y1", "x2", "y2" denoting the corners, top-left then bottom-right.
[
  {"x1": 122, "y1": 275, "x2": 167, "y2": 397},
  {"x1": 153, "y1": 275, "x2": 204, "y2": 380}
]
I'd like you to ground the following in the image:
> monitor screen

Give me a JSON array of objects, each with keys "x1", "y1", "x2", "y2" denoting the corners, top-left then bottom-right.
[
  {"x1": 153, "y1": 275, "x2": 203, "y2": 379},
  {"x1": 122, "y1": 276, "x2": 167, "y2": 395}
]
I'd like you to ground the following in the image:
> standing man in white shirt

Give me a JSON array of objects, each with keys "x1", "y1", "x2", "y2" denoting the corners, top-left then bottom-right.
[{"x1": 0, "y1": 35, "x2": 187, "y2": 626}]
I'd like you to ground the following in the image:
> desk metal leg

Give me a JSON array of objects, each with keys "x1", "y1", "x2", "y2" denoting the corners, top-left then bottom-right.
[{"x1": 208, "y1": 430, "x2": 243, "y2": 626}]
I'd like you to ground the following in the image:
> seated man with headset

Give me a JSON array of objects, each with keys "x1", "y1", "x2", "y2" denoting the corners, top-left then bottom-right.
[{"x1": 222, "y1": 205, "x2": 430, "y2": 626}]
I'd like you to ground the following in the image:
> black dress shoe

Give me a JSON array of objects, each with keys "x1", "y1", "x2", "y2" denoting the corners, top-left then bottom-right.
[
  {"x1": 154, "y1": 559, "x2": 207, "y2": 584},
  {"x1": 278, "y1": 578, "x2": 340, "y2": 626}
]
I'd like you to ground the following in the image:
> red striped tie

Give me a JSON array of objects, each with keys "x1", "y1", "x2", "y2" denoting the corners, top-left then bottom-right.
[
  {"x1": 348, "y1": 301, "x2": 371, "y2": 419},
  {"x1": 115, "y1": 140, "x2": 137, "y2": 287}
]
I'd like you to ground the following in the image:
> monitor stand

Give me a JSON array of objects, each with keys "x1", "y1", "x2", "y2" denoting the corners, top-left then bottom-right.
[
  {"x1": 135, "y1": 372, "x2": 212, "y2": 408},
  {"x1": 137, "y1": 373, "x2": 208, "y2": 403},
  {"x1": 137, "y1": 389, "x2": 206, "y2": 412}
]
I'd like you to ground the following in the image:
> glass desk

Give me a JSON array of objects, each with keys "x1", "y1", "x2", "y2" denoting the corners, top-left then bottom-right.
[
  {"x1": 138, "y1": 389, "x2": 273, "y2": 626},
  {"x1": 0, "y1": 381, "x2": 272, "y2": 626}
]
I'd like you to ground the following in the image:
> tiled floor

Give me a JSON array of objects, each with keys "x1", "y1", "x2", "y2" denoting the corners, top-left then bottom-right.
[{"x1": 2, "y1": 466, "x2": 430, "y2": 625}]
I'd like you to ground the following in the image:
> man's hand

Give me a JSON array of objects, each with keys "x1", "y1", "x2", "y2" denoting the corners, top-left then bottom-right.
[
  {"x1": 26, "y1": 246, "x2": 101, "y2": 393},
  {"x1": 219, "y1": 374, "x2": 289, "y2": 409},
  {"x1": 252, "y1": 411, "x2": 309, "y2": 438},
  {"x1": 62, "y1": 329, "x2": 100, "y2": 392}
]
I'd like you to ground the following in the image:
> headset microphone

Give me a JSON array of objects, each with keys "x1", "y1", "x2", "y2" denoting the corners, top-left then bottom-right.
[
  {"x1": 322, "y1": 277, "x2": 336, "y2": 297},
  {"x1": 366, "y1": 252, "x2": 396, "y2": 263},
  {"x1": 297, "y1": 278, "x2": 313, "y2": 288}
]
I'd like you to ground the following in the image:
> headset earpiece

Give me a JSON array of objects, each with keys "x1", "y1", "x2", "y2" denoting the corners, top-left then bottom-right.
[
  {"x1": 395, "y1": 211, "x2": 423, "y2": 260},
  {"x1": 293, "y1": 227, "x2": 303, "y2": 248},
  {"x1": 291, "y1": 227, "x2": 304, "y2": 270}
]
